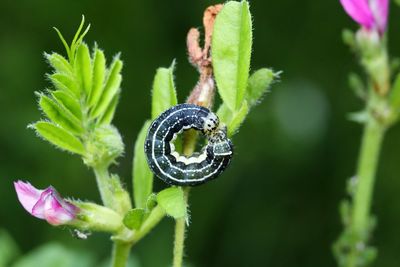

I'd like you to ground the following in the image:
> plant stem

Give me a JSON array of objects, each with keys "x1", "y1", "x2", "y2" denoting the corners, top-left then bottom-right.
[
  {"x1": 352, "y1": 118, "x2": 384, "y2": 234},
  {"x1": 94, "y1": 165, "x2": 114, "y2": 208},
  {"x1": 131, "y1": 205, "x2": 166, "y2": 244},
  {"x1": 172, "y1": 130, "x2": 196, "y2": 267},
  {"x1": 111, "y1": 242, "x2": 132, "y2": 267},
  {"x1": 346, "y1": 115, "x2": 386, "y2": 267},
  {"x1": 173, "y1": 187, "x2": 190, "y2": 267}
]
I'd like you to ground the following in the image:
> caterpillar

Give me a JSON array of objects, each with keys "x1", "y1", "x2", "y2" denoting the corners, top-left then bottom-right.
[{"x1": 144, "y1": 103, "x2": 233, "y2": 186}]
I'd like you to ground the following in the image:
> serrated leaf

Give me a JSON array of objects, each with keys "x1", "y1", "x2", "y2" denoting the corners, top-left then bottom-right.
[
  {"x1": 123, "y1": 208, "x2": 145, "y2": 230},
  {"x1": 133, "y1": 121, "x2": 153, "y2": 209},
  {"x1": 151, "y1": 62, "x2": 177, "y2": 119},
  {"x1": 99, "y1": 94, "x2": 119, "y2": 125},
  {"x1": 52, "y1": 91, "x2": 82, "y2": 120},
  {"x1": 33, "y1": 122, "x2": 85, "y2": 154},
  {"x1": 75, "y1": 43, "x2": 92, "y2": 96},
  {"x1": 212, "y1": 0, "x2": 252, "y2": 111},
  {"x1": 91, "y1": 56, "x2": 122, "y2": 119},
  {"x1": 49, "y1": 73, "x2": 79, "y2": 96},
  {"x1": 45, "y1": 53, "x2": 72, "y2": 74},
  {"x1": 228, "y1": 100, "x2": 249, "y2": 136},
  {"x1": 88, "y1": 49, "x2": 106, "y2": 107},
  {"x1": 39, "y1": 95, "x2": 83, "y2": 134},
  {"x1": 246, "y1": 68, "x2": 274, "y2": 107},
  {"x1": 157, "y1": 187, "x2": 186, "y2": 219}
]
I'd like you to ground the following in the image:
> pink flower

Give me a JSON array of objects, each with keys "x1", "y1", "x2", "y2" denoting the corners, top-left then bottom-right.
[
  {"x1": 14, "y1": 181, "x2": 79, "y2": 225},
  {"x1": 340, "y1": 0, "x2": 389, "y2": 34}
]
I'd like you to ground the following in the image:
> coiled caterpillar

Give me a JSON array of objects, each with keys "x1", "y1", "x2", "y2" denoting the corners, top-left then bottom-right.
[{"x1": 144, "y1": 104, "x2": 233, "y2": 186}]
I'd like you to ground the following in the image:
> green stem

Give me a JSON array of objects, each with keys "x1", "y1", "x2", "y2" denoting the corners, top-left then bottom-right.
[
  {"x1": 131, "y1": 205, "x2": 166, "y2": 244},
  {"x1": 111, "y1": 242, "x2": 132, "y2": 267},
  {"x1": 173, "y1": 187, "x2": 190, "y2": 267},
  {"x1": 93, "y1": 165, "x2": 114, "y2": 208},
  {"x1": 172, "y1": 130, "x2": 196, "y2": 267},
  {"x1": 352, "y1": 119, "x2": 385, "y2": 233},
  {"x1": 346, "y1": 116, "x2": 386, "y2": 267}
]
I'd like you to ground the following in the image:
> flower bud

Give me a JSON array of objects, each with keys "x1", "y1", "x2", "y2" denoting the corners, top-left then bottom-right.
[{"x1": 14, "y1": 181, "x2": 79, "y2": 226}]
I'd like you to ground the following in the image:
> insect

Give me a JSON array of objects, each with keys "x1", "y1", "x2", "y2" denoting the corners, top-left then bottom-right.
[{"x1": 144, "y1": 103, "x2": 233, "y2": 186}]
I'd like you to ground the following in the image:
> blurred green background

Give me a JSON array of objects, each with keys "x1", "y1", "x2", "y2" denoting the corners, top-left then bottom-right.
[{"x1": 1, "y1": 0, "x2": 400, "y2": 266}]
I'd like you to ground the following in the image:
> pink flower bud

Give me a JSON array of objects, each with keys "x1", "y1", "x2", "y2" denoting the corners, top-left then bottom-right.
[
  {"x1": 14, "y1": 180, "x2": 79, "y2": 225},
  {"x1": 340, "y1": 0, "x2": 389, "y2": 35}
]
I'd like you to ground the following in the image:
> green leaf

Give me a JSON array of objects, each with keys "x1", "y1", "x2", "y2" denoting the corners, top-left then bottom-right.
[
  {"x1": 212, "y1": 0, "x2": 252, "y2": 111},
  {"x1": 99, "y1": 94, "x2": 119, "y2": 125},
  {"x1": 217, "y1": 103, "x2": 233, "y2": 126},
  {"x1": 33, "y1": 121, "x2": 85, "y2": 155},
  {"x1": 228, "y1": 100, "x2": 249, "y2": 136},
  {"x1": 347, "y1": 110, "x2": 369, "y2": 124},
  {"x1": 123, "y1": 208, "x2": 146, "y2": 230},
  {"x1": 51, "y1": 91, "x2": 82, "y2": 120},
  {"x1": 246, "y1": 68, "x2": 274, "y2": 107},
  {"x1": 133, "y1": 121, "x2": 153, "y2": 209},
  {"x1": 88, "y1": 48, "x2": 106, "y2": 107},
  {"x1": 49, "y1": 73, "x2": 79, "y2": 96},
  {"x1": 342, "y1": 28, "x2": 356, "y2": 49},
  {"x1": 348, "y1": 72, "x2": 366, "y2": 100},
  {"x1": 0, "y1": 229, "x2": 19, "y2": 267},
  {"x1": 39, "y1": 95, "x2": 83, "y2": 134},
  {"x1": 45, "y1": 53, "x2": 72, "y2": 75},
  {"x1": 390, "y1": 73, "x2": 400, "y2": 112},
  {"x1": 151, "y1": 61, "x2": 177, "y2": 119},
  {"x1": 157, "y1": 187, "x2": 186, "y2": 219},
  {"x1": 12, "y1": 243, "x2": 94, "y2": 267},
  {"x1": 75, "y1": 43, "x2": 92, "y2": 96},
  {"x1": 91, "y1": 56, "x2": 123, "y2": 119},
  {"x1": 146, "y1": 193, "x2": 157, "y2": 211},
  {"x1": 69, "y1": 16, "x2": 90, "y2": 65}
]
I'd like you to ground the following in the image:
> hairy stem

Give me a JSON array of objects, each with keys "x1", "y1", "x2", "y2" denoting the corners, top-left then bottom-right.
[
  {"x1": 345, "y1": 116, "x2": 385, "y2": 267},
  {"x1": 173, "y1": 187, "x2": 190, "y2": 267},
  {"x1": 352, "y1": 119, "x2": 384, "y2": 233},
  {"x1": 111, "y1": 242, "x2": 133, "y2": 267},
  {"x1": 93, "y1": 166, "x2": 114, "y2": 208}
]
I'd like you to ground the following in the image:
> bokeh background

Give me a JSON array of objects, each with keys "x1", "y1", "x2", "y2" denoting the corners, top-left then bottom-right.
[{"x1": 1, "y1": 0, "x2": 400, "y2": 266}]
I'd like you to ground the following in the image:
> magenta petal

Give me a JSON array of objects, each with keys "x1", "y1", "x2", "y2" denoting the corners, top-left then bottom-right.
[
  {"x1": 14, "y1": 181, "x2": 44, "y2": 216},
  {"x1": 340, "y1": 0, "x2": 375, "y2": 29},
  {"x1": 43, "y1": 195, "x2": 76, "y2": 225},
  {"x1": 31, "y1": 188, "x2": 53, "y2": 219},
  {"x1": 370, "y1": 0, "x2": 389, "y2": 34}
]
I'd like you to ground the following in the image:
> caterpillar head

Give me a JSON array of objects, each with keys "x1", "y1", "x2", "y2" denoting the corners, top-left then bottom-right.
[{"x1": 202, "y1": 112, "x2": 219, "y2": 135}]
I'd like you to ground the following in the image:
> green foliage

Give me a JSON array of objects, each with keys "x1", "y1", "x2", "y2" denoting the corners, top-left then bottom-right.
[
  {"x1": 90, "y1": 55, "x2": 123, "y2": 120},
  {"x1": 0, "y1": 229, "x2": 19, "y2": 267},
  {"x1": 390, "y1": 73, "x2": 400, "y2": 113},
  {"x1": 33, "y1": 17, "x2": 123, "y2": 166},
  {"x1": 31, "y1": 121, "x2": 85, "y2": 155},
  {"x1": 11, "y1": 243, "x2": 94, "y2": 267},
  {"x1": 133, "y1": 121, "x2": 153, "y2": 209},
  {"x1": 227, "y1": 101, "x2": 249, "y2": 137},
  {"x1": 348, "y1": 73, "x2": 366, "y2": 100},
  {"x1": 157, "y1": 187, "x2": 186, "y2": 219},
  {"x1": 123, "y1": 209, "x2": 146, "y2": 230},
  {"x1": 212, "y1": 1, "x2": 252, "y2": 112},
  {"x1": 245, "y1": 68, "x2": 274, "y2": 107},
  {"x1": 151, "y1": 61, "x2": 177, "y2": 119}
]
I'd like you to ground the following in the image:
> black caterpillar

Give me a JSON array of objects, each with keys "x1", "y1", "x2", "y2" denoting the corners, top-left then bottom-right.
[{"x1": 144, "y1": 104, "x2": 233, "y2": 186}]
